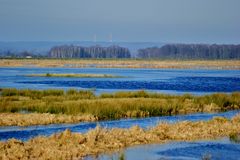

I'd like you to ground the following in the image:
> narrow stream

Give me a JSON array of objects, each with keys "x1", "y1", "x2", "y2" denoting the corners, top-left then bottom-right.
[{"x1": 0, "y1": 110, "x2": 239, "y2": 141}]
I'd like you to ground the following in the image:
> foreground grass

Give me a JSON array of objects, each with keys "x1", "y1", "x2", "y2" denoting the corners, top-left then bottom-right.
[
  {"x1": 0, "y1": 89, "x2": 240, "y2": 126},
  {"x1": 1, "y1": 59, "x2": 240, "y2": 69},
  {"x1": 27, "y1": 73, "x2": 123, "y2": 78},
  {"x1": 0, "y1": 113, "x2": 97, "y2": 126},
  {"x1": 0, "y1": 114, "x2": 240, "y2": 159}
]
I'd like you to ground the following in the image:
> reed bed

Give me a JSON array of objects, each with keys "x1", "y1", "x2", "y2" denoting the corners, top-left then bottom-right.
[
  {"x1": 0, "y1": 113, "x2": 97, "y2": 126},
  {"x1": 1, "y1": 59, "x2": 240, "y2": 69},
  {"x1": 0, "y1": 114, "x2": 240, "y2": 159},
  {"x1": 0, "y1": 89, "x2": 240, "y2": 125}
]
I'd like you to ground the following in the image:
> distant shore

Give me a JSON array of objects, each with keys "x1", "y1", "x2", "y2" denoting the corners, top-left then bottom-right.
[{"x1": 0, "y1": 59, "x2": 240, "y2": 69}]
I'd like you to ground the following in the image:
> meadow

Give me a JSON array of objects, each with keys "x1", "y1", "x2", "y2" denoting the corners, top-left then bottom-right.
[{"x1": 0, "y1": 88, "x2": 239, "y2": 126}]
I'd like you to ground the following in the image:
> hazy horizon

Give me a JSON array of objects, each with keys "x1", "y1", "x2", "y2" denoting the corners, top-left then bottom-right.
[{"x1": 1, "y1": 0, "x2": 240, "y2": 44}]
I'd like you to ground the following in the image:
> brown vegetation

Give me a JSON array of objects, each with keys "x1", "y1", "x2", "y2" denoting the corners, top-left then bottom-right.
[
  {"x1": 0, "y1": 114, "x2": 240, "y2": 159},
  {"x1": 0, "y1": 59, "x2": 240, "y2": 69},
  {"x1": 0, "y1": 113, "x2": 96, "y2": 126}
]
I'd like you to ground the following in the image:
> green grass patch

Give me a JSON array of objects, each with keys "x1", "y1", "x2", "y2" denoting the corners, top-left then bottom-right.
[{"x1": 1, "y1": 88, "x2": 239, "y2": 120}]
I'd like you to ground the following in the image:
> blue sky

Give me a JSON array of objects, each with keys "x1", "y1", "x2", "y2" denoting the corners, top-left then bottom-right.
[{"x1": 0, "y1": 0, "x2": 240, "y2": 43}]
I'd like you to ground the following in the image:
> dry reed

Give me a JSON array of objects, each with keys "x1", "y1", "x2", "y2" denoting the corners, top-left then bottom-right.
[
  {"x1": 0, "y1": 113, "x2": 97, "y2": 126},
  {"x1": 1, "y1": 59, "x2": 240, "y2": 69},
  {"x1": 0, "y1": 114, "x2": 240, "y2": 159}
]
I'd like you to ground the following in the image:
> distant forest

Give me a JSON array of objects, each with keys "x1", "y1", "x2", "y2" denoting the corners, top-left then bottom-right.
[
  {"x1": 1, "y1": 44, "x2": 240, "y2": 59},
  {"x1": 49, "y1": 45, "x2": 131, "y2": 58},
  {"x1": 137, "y1": 44, "x2": 240, "y2": 59}
]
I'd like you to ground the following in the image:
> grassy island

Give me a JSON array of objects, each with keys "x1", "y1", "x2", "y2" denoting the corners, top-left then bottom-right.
[
  {"x1": 26, "y1": 73, "x2": 123, "y2": 78},
  {"x1": 0, "y1": 88, "x2": 239, "y2": 126}
]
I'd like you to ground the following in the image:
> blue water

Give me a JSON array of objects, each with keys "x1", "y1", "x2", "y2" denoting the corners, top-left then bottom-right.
[
  {"x1": 0, "y1": 67, "x2": 240, "y2": 94},
  {"x1": 92, "y1": 138, "x2": 240, "y2": 160},
  {"x1": 0, "y1": 110, "x2": 239, "y2": 141}
]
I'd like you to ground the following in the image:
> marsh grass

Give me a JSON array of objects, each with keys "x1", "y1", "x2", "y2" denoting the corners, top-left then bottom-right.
[
  {"x1": 229, "y1": 132, "x2": 240, "y2": 143},
  {"x1": 1, "y1": 89, "x2": 240, "y2": 120},
  {"x1": 0, "y1": 114, "x2": 240, "y2": 160},
  {"x1": 118, "y1": 153, "x2": 125, "y2": 160},
  {"x1": 0, "y1": 113, "x2": 97, "y2": 126}
]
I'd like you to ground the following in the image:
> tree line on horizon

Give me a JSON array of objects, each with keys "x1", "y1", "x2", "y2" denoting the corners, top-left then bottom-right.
[
  {"x1": 137, "y1": 44, "x2": 240, "y2": 59},
  {"x1": 1, "y1": 44, "x2": 240, "y2": 59},
  {"x1": 48, "y1": 45, "x2": 131, "y2": 59}
]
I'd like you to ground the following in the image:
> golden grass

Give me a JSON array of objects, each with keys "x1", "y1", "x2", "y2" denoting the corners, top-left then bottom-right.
[
  {"x1": 0, "y1": 59, "x2": 240, "y2": 69},
  {"x1": 0, "y1": 114, "x2": 240, "y2": 159},
  {"x1": 27, "y1": 73, "x2": 122, "y2": 78},
  {"x1": 0, "y1": 113, "x2": 97, "y2": 126}
]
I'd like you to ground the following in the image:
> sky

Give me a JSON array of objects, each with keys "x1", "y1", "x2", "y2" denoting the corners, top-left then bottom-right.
[{"x1": 0, "y1": 0, "x2": 240, "y2": 44}]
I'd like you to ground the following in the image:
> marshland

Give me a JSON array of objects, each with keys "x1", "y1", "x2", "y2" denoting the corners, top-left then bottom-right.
[
  {"x1": 1, "y1": 114, "x2": 240, "y2": 159},
  {"x1": 0, "y1": 66, "x2": 240, "y2": 159},
  {"x1": 1, "y1": 0, "x2": 240, "y2": 159}
]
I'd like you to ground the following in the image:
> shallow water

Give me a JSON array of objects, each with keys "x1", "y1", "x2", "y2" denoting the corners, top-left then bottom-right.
[
  {"x1": 89, "y1": 138, "x2": 240, "y2": 160},
  {"x1": 0, "y1": 110, "x2": 239, "y2": 141},
  {"x1": 0, "y1": 67, "x2": 240, "y2": 94}
]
